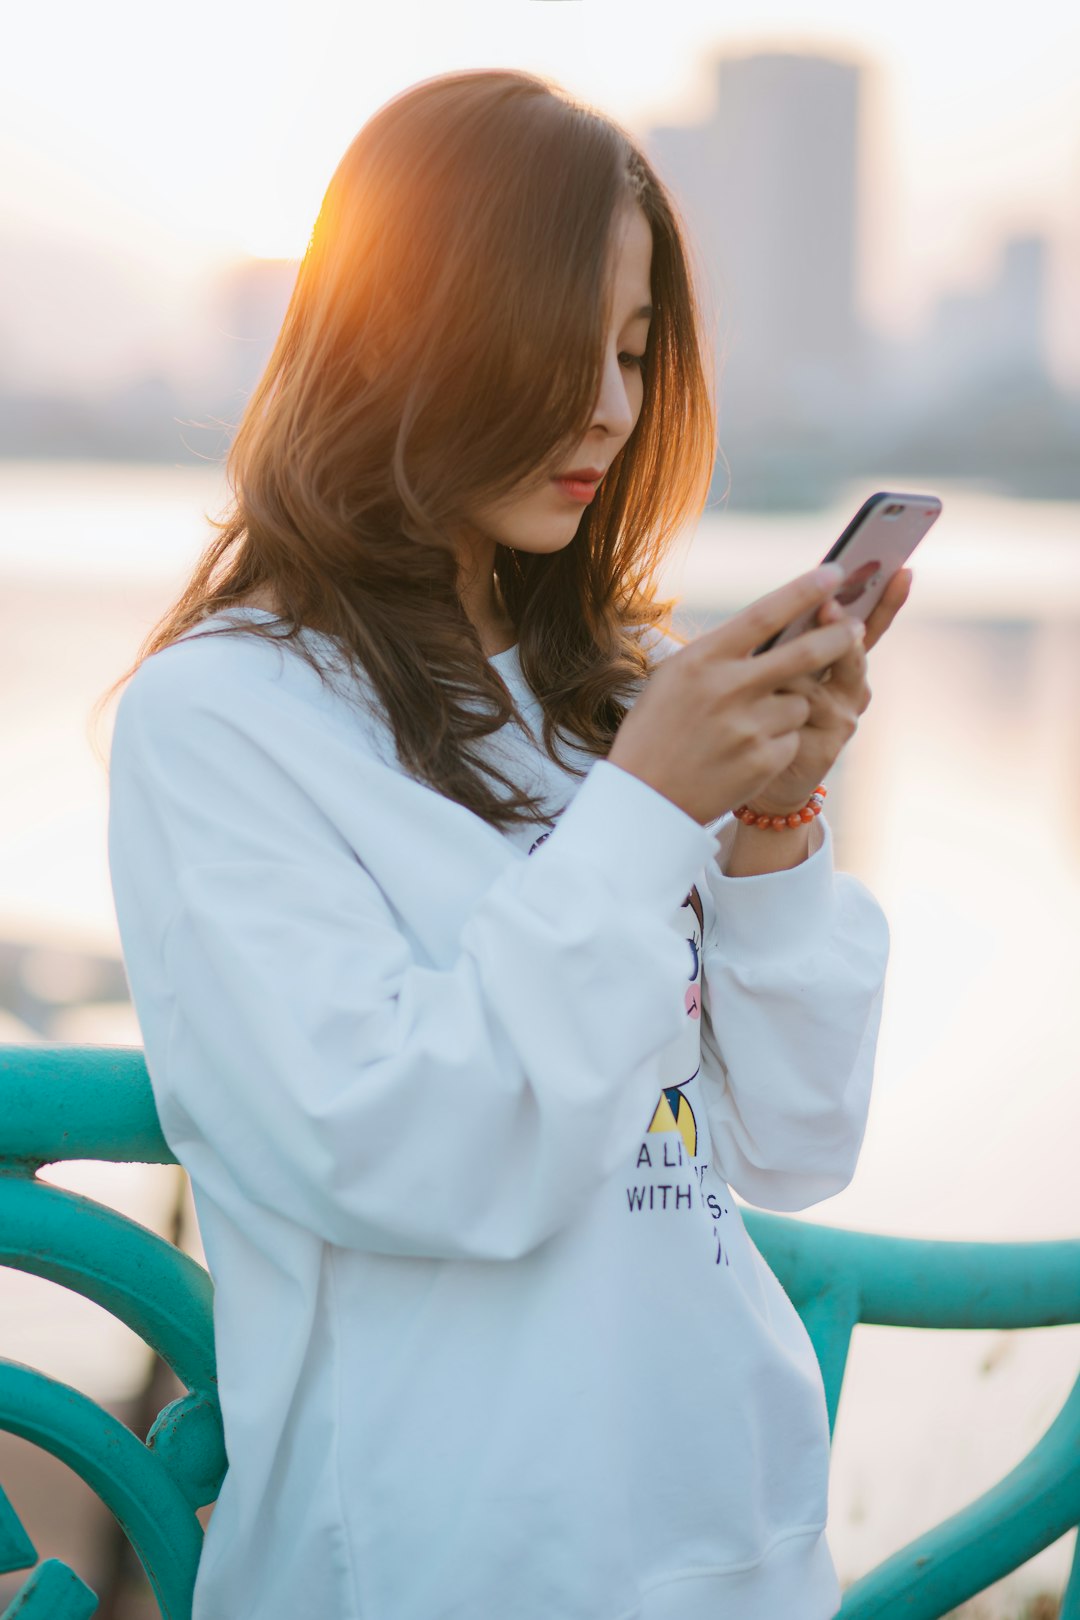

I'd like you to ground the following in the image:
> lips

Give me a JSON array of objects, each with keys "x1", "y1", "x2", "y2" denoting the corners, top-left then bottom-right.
[{"x1": 556, "y1": 467, "x2": 605, "y2": 481}]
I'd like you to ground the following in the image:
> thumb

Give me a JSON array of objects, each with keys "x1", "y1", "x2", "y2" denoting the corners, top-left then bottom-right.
[{"x1": 702, "y1": 565, "x2": 846, "y2": 660}]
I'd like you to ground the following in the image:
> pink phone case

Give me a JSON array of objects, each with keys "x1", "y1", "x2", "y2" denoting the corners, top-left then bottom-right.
[{"x1": 755, "y1": 491, "x2": 942, "y2": 655}]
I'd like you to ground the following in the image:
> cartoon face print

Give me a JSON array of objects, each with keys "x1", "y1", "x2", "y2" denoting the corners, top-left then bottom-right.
[
  {"x1": 529, "y1": 818, "x2": 705, "y2": 1160},
  {"x1": 683, "y1": 881, "x2": 703, "y2": 1023},
  {"x1": 645, "y1": 882, "x2": 704, "y2": 1158},
  {"x1": 527, "y1": 812, "x2": 562, "y2": 856}
]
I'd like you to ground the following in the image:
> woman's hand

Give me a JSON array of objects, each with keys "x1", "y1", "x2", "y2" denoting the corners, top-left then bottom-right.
[
  {"x1": 608, "y1": 566, "x2": 866, "y2": 826},
  {"x1": 742, "y1": 567, "x2": 914, "y2": 818}
]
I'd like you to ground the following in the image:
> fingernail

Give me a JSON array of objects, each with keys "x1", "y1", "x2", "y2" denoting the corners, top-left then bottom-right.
[{"x1": 816, "y1": 564, "x2": 844, "y2": 589}]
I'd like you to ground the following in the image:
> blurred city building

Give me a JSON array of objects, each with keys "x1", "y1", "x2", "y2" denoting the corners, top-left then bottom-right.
[
  {"x1": 649, "y1": 53, "x2": 866, "y2": 443},
  {"x1": 644, "y1": 48, "x2": 1078, "y2": 507},
  {"x1": 0, "y1": 47, "x2": 1077, "y2": 508}
]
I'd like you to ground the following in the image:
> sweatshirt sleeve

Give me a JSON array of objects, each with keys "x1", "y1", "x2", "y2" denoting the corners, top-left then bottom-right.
[
  {"x1": 696, "y1": 811, "x2": 891, "y2": 1212},
  {"x1": 107, "y1": 658, "x2": 717, "y2": 1262}
]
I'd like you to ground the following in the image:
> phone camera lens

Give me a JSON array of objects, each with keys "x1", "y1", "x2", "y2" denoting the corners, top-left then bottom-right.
[{"x1": 883, "y1": 503, "x2": 903, "y2": 517}]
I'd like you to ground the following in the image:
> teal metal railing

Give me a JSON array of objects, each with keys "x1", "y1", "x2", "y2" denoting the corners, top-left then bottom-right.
[
  {"x1": 0, "y1": 1046, "x2": 224, "y2": 1620},
  {"x1": 1, "y1": 1043, "x2": 1077, "y2": 1619},
  {"x1": 743, "y1": 1209, "x2": 1080, "y2": 1618}
]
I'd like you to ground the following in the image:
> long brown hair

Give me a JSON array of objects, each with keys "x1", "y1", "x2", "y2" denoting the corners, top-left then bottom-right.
[{"x1": 92, "y1": 67, "x2": 720, "y2": 831}]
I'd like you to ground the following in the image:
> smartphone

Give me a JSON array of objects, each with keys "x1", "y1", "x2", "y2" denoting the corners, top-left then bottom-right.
[{"x1": 753, "y1": 490, "x2": 942, "y2": 655}]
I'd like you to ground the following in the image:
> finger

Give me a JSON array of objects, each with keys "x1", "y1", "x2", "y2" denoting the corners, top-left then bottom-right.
[
  {"x1": 704, "y1": 564, "x2": 846, "y2": 660},
  {"x1": 752, "y1": 615, "x2": 863, "y2": 689},
  {"x1": 805, "y1": 619, "x2": 865, "y2": 686},
  {"x1": 770, "y1": 670, "x2": 819, "y2": 700},
  {"x1": 863, "y1": 568, "x2": 912, "y2": 653},
  {"x1": 770, "y1": 668, "x2": 836, "y2": 723},
  {"x1": 756, "y1": 690, "x2": 813, "y2": 737},
  {"x1": 823, "y1": 637, "x2": 868, "y2": 697}
]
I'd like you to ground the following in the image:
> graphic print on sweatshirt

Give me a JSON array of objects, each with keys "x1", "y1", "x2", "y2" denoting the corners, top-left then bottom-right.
[{"x1": 528, "y1": 817, "x2": 732, "y2": 1266}]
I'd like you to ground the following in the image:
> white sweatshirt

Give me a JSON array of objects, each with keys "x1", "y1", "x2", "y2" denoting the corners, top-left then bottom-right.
[{"x1": 106, "y1": 605, "x2": 889, "y2": 1620}]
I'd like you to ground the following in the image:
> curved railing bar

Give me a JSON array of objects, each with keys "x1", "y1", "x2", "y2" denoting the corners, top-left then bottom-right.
[
  {"x1": 0, "y1": 1177, "x2": 215, "y2": 1395},
  {"x1": 837, "y1": 1365, "x2": 1080, "y2": 1617},
  {"x1": 0, "y1": 1177, "x2": 226, "y2": 1506},
  {"x1": 0, "y1": 1358, "x2": 204, "y2": 1619}
]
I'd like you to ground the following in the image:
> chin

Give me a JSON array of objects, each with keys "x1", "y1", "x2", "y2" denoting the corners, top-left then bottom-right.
[{"x1": 526, "y1": 534, "x2": 580, "y2": 558}]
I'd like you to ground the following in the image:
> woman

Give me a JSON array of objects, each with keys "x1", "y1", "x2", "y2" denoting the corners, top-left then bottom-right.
[{"x1": 102, "y1": 67, "x2": 905, "y2": 1620}]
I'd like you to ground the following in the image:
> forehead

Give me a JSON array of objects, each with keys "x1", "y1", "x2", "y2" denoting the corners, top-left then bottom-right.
[{"x1": 608, "y1": 202, "x2": 653, "y2": 316}]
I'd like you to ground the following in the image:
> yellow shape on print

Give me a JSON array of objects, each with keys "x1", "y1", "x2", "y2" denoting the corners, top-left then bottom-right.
[{"x1": 647, "y1": 1087, "x2": 697, "y2": 1158}]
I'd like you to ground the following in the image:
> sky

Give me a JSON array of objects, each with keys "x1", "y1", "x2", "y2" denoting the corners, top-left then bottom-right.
[{"x1": 3, "y1": 0, "x2": 1080, "y2": 372}]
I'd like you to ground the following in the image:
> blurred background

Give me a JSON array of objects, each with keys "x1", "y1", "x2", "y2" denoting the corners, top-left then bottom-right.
[{"x1": 1, "y1": 2, "x2": 1078, "y2": 1616}]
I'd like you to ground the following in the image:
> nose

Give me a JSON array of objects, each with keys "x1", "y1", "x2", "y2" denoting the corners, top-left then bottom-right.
[{"x1": 590, "y1": 349, "x2": 638, "y2": 441}]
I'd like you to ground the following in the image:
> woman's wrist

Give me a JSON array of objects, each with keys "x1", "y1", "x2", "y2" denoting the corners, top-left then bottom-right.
[
  {"x1": 722, "y1": 785, "x2": 825, "y2": 876},
  {"x1": 723, "y1": 817, "x2": 813, "y2": 877},
  {"x1": 735, "y1": 785, "x2": 827, "y2": 830}
]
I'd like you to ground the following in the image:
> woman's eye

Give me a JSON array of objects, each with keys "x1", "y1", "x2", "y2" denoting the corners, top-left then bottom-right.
[
  {"x1": 619, "y1": 352, "x2": 647, "y2": 372},
  {"x1": 686, "y1": 936, "x2": 699, "y2": 979}
]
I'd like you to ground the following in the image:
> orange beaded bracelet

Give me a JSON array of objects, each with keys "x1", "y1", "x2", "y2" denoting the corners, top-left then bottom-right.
[{"x1": 732, "y1": 785, "x2": 827, "y2": 832}]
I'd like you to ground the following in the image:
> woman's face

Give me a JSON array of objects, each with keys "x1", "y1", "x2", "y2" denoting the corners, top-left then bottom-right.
[{"x1": 461, "y1": 200, "x2": 654, "y2": 561}]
